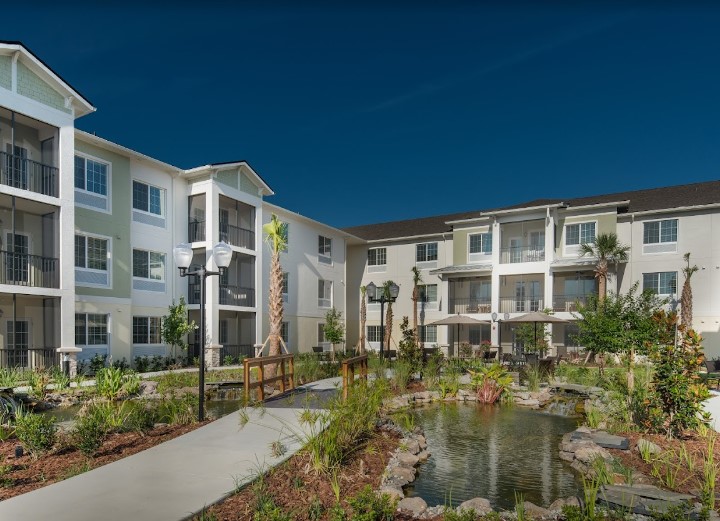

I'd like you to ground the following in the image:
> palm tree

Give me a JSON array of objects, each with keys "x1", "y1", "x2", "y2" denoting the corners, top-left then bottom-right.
[
  {"x1": 680, "y1": 252, "x2": 698, "y2": 328},
  {"x1": 383, "y1": 280, "x2": 395, "y2": 351},
  {"x1": 411, "y1": 267, "x2": 423, "y2": 344},
  {"x1": 580, "y1": 232, "x2": 630, "y2": 301},
  {"x1": 358, "y1": 285, "x2": 367, "y2": 354},
  {"x1": 263, "y1": 214, "x2": 288, "y2": 364}
]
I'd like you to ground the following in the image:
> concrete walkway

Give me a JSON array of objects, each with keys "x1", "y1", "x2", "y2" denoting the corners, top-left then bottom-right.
[{"x1": 0, "y1": 379, "x2": 340, "y2": 521}]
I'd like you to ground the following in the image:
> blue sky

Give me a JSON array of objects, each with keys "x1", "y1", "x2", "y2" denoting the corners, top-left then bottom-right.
[{"x1": 7, "y1": 3, "x2": 720, "y2": 227}]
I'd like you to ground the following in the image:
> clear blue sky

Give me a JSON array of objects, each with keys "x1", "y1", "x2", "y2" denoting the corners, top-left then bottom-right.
[{"x1": 7, "y1": 3, "x2": 720, "y2": 228}]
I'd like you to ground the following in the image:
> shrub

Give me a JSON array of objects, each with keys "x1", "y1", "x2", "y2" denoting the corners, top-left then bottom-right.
[
  {"x1": 95, "y1": 367, "x2": 125, "y2": 399},
  {"x1": 459, "y1": 342, "x2": 473, "y2": 358},
  {"x1": 134, "y1": 356, "x2": 150, "y2": 373},
  {"x1": 346, "y1": 485, "x2": 395, "y2": 521},
  {"x1": 470, "y1": 364, "x2": 513, "y2": 404},
  {"x1": 28, "y1": 370, "x2": 50, "y2": 400},
  {"x1": 111, "y1": 357, "x2": 129, "y2": 371},
  {"x1": 14, "y1": 408, "x2": 57, "y2": 456},
  {"x1": 156, "y1": 393, "x2": 197, "y2": 425},
  {"x1": 223, "y1": 355, "x2": 235, "y2": 366},
  {"x1": 391, "y1": 360, "x2": 413, "y2": 392},
  {"x1": 50, "y1": 366, "x2": 71, "y2": 391},
  {"x1": 88, "y1": 354, "x2": 108, "y2": 375},
  {"x1": 72, "y1": 412, "x2": 106, "y2": 457},
  {"x1": 397, "y1": 317, "x2": 423, "y2": 373}
]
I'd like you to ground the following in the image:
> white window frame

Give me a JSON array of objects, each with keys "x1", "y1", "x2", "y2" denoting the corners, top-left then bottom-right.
[
  {"x1": 75, "y1": 313, "x2": 109, "y2": 348},
  {"x1": 318, "y1": 235, "x2": 332, "y2": 264},
  {"x1": 132, "y1": 248, "x2": 166, "y2": 282},
  {"x1": 74, "y1": 232, "x2": 112, "y2": 288},
  {"x1": 468, "y1": 232, "x2": 492, "y2": 262},
  {"x1": 367, "y1": 325, "x2": 383, "y2": 350},
  {"x1": 418, "y1": 324, "x2": 437, "y2": 345},
  {"x1": 642, "y1": 218, "x2": 678, "y2": 254},
  {"x1": 318, "y1": 279, "x2": 332, "y2": 308},
  {"x1": 282, "y1": 272, "x2": 289, "y2": 303},
  {"x1": 416, "y1": 242, "x2": 438, "y2": 269},
  {"x1": 132, "y1": 180, "x2": 166, "y2": 217},
  {"x1": 317, "y1": 322, "x2": 330, "y2": 350},
  {"x1": 132, "y1": 316, "x2": 163, "y2": 345},
  {"x1": 74, "y1": 152, "x2": 111, "y2": 214},
  {"x1": 367, "y1": 247, "x2": 387, "y2": 273},
  {"x1": 642, "y1": 271, "x2": 677, "y2": 297},
  {"x1": 281, "y1": 321, "x2": 289, "y2": 346},
  {"x1": 564, "y1": 220, "x2": 597, "y2": 256},
  {"x1": 419, "y1": 284, "x2": 438, "y2": 311}
]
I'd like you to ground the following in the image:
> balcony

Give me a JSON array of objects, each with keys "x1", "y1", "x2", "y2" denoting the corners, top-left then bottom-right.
[
  {"x1": 0, "y1": 251, "x2": 59, "y2": 288},
  {"x1": 499, "y1": 296, "x2": 543, "y2": 314},
  {"x1": 0, "y1": 347, "x2": 58, "y2": 369},
  {"x1": 220, "y1": 223, "x2": 254, "y2": 250},
  {"x1": 500, "y1": 245, "x2": 545, "y2": 264},
  {"x1": 552, "y1": 294, "x2": 593, "y2": 313},
  {"x1": 0, "y1": 152, "x2": 58, "y2": 197},
  {"x1": 188, "y1": 220, "x2": 205, "y2": 242},
  {"x1": 449, "y1": 298, "x2": 492, "y2": 314},
  {"x1": 188, "y1": 283, "x2": 255, "y2": 307}
]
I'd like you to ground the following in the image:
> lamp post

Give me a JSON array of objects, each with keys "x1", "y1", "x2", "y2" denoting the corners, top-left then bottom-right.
[
  {"x1": 365, "y1": 281, "x2": 399, "y2": 360},
  {"x1": 173, "y1": 241, "x2": 233, "y2": 421}
]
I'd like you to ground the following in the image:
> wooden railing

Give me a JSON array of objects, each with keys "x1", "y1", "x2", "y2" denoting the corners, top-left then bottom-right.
[
  {"x1": 341, "y1": 354, "x2": 368, "y2": 401},
  {"x1": 243, "y1": 354, "x2": 295, "y2": 402}
]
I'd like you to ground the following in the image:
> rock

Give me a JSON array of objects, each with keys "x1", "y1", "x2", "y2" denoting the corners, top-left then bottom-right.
[
  {"x1": 138, "y1": 380, "x2": 158, "y2": 395},
  {"x1": 386, "y1": 396, "x2": 409, "y2": 411},
  {"x1": 576, "y1": 425, "x2": 592, "y2": 434},
  {"x1": 379, "y1": 486, "x2": 404, "y2": 501},
  {"x1": 588, "y1": 431, "x2": 629, "y2": 450},
  {"x1": 457, "y1": 497, "x2": 493, "y2": 516},
  {"x1": 548, "y1": 497, "x2": 580, "y2": 512},
  {"x1": 423, "y1": 505, "x2": 445, "y2": 518},
  {"x1": 574, "y1": 445, "x2": 612, "y2": 465},
  {"x1": 558, "y1": 451, "x2": 575, "y2": 462},
  {"x1": 397, "y1": 497, "x2": 427, "y2": 515},
  {"x1": 516, "y1": 398, "x2": 540, "y2": 408},
  {"x1": 403, "y1": 439, "x2": 421, "y2": 455},
  {"x1": 636, "y1": 438, "x2": 662, "y2": 457},
  {"x1": 599, "y1": 484, "x2": 695, "y2": 516},
  {"x1": 397, "y1": 452, "x2": 419, "y2": 467},
  {"x1": 415, "y1": 434, "x2": 427, "y2": 450},
  {"x1": 389, "y1": 465, "x2": 416, "y2": 484},
  {"x1": 522, "y1": 501, "x2": 552, "y2": 519},
  {"x1": 417, "y1": 450, "x2": 430, "y2": 462},
  {"x1": 458, "y1": 389, "x2": 473, "y2": 398}
]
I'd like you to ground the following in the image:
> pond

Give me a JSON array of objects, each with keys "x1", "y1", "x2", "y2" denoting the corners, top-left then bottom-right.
[{"x1": 406, "y1": 403, "x2": 582, "y2": 510}]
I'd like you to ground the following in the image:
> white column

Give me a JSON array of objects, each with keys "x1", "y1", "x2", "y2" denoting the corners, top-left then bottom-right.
[
  {"x1": 205, "y1": 184, "x2": 220, "y2": 346},
  {"x1": 58, "y1": 123, "x2": 77, "y2": 352}
]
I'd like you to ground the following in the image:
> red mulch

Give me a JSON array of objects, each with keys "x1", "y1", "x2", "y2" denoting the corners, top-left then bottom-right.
[
  {"x1": 0, "y1": 421, "x2": 207, "y2": 500},
  {"x1": 200, "y1": 428, "x2": 402, "y2": 521}
]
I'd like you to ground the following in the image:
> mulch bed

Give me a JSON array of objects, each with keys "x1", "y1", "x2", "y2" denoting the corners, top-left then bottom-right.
[
  {"x1": 0, "y1": 421, "x2": 207, "y2": 500},
  {"x1": 200, "y1": 428, "x2": 402, "y2": 521}
]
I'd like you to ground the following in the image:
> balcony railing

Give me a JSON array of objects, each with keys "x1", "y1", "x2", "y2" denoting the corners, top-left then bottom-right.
[
  {"x1": 189, "y1": 220, "x2": 205, "y2": 242},
  {"x1": 499, "y1": 296, "x2": 543, "y2": 314},
  {"x1": 0, "y1": 152, "x2": 58, "y2": 197},
  {"x1": 188, "y1": 283, "x2": 255, "y2": 307},
  {"x1": 220, "y1": 223, "x2": 254, "y2": 250},
  {"x1": 220, "y1": 344, "x2": 254, "y2": 363},
  {"x1": 0, "y1": 347, "x2": 59, "y2": 369},
  {"x1": 552, "y1": 294, "x2": 594, "y2": 313},
  {"x1": 500, "y1": 246, "x2": 545, "y2": 264},
  {"x1": 449, "y1": 298, "x2": 492, "y2": 314},
  {"x1": 0, "y1": 251, "x2": 59, "y2": 288}
]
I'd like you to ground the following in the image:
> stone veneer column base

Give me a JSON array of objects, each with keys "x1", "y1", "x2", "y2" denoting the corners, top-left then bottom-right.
[
  {"x1": 205, "y1": 344, "x2": 222, "y2": 368},
  {"x1": 56, "y1": 347, "x2": 83, "y2": 378}
]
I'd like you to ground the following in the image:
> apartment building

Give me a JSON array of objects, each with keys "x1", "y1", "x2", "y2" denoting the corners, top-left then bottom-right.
[{"x1": 345, "y1": 182, "x2": 720, "y2": 358}]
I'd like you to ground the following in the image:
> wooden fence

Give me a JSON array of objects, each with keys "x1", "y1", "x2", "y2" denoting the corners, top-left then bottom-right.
[
  {"x1": 243, "y1": 354, "x2": 295, "y2": 402},
  {"x1": 341, "y1": 354, "x2": 368, "y2": 401}
]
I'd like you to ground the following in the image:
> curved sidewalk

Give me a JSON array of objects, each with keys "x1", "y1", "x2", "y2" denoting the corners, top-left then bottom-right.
[{"x1": 0, "y1": 377, "x2": 341, "y2": 521}]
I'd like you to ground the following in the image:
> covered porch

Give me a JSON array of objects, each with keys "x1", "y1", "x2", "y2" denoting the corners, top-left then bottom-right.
[{"x1": 0, "y1": 294, "x2": 60, "y2": 369}]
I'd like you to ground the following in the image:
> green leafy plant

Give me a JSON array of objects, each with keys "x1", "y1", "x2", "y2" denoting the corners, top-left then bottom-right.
[
  {"x1": 0, "y1": 367, "x2": 27, "y2": 388},
  {"x1": 28, "y1": 370, "x2": 50, "y2": 400},
  {"x1": 391, "y1": 359, "x2": 413, "y2": 392},
  {"x1": 470, "y1": 363, "x2": 513, "y2": 404},
  {"x1": 223, "y1": 355, "x2": 235, "y2": 366},
  {"x1": 72, "y1": 410, "x2": 107, "y2": 457},
  {"x1": 134, "y1": 356, "x2": 150, "y2": 373},
  {"x1": 88, "y1": 353, "x2": 108, "y2": 375},
  {"x1": 523, "y1": 364, "x2": 542, "y2": 392},
  {"x1": 323, "y1": 307, "x2": 345, "y2": 362},
  {"x1": 14, "y1": 408, "x2": 57, "y2": 457},
  {"x1": 514, "y1": 491, "x2": 526, "y2": 521},
  {"x1": 94, "y1": 367, "x2": 125, "y2": 399},
  {"x1": 50, "y1": 366, "x2": 71, "y2": 391},
  {"x1": 162, "y1": 296, "x2": 196, "y2": 362},
  {"x1": 345, "y1": 485, "x2": 395, "y2": 521},
  {"x1": 397, "y1": 316, "x2": 423, "y2": 373}
]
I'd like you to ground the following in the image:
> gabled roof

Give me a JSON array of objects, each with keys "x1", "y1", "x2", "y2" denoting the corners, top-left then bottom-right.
[
  {"x1": 182, "y1": 160, "x2": 274, "y2": 196},
  {"x1": 343, "y1": 180, "x2": 720, "y2": 241},
  {"x1": 0, "y1": 40, "x2": 95, "y2": 117}
]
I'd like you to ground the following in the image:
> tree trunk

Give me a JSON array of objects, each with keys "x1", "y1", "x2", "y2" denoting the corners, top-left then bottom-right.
[
  {"x1": 359, "y1": 296, "x2": 367, "y2": 354},
  {"x1": 267, "y1": 251, "x2": 284, "y2": 377},
  {"x1": 627, "y1": 346, "x2": 635, "y2": 394},
  {"x1": 385, "y1": 303, "x2": 394, "y2": 350},
  {"x1": 597, "y1": 258, "x2": 608, "y2": 302},
  {"x1": 412, "y1": 287, "x2": 419, "y2": 345},
  {"x1": 681, "y1": 278, "x2": 693, "y2": 328}
]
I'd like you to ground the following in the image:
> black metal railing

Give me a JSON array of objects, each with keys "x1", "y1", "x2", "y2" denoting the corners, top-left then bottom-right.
[
  {"x1": 500, "y1": 245, "x2": 545, "y2": 264},
  {"x1": 188, "y1": 282, "x2": 201, "y2": 305},
  {"x1": 188, "y1": 220, "x2": 205, "y2": 242},
  {"x1": 220, "y1": 344, "x2": 254, "y2": 363},
  {"x1": 449, "y1": 298, "x2": 492, "y2": 314},
  {"x1": 0, "y1": 152, "x2": 58, "y2": 197},
  {"x1": 0, "y1": 347, "x2": 59, "y2": 369},
  {"x1": 552, "y1": 294, "x2": 594, "y2": 312},
  {"x1": 219, "y1": 285, "x2": 255, "y2": 307},
  {"x1": 0, "y1": 251, "x2": 59, "y2": 288},
  {"x1": 499, "y1": 296, "x2": 544, "y2": 314},
  {"x1": 220, "y1": 223, "x2": 254, "y2": 250}
]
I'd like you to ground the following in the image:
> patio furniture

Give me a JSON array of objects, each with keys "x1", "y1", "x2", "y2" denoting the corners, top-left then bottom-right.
[
  {"x1": 482, "y1": 350, "x2": 496, "y2": 362},
  {"x1": 524, "y1": 353, "x2": 539, "y2": 366},
  {"x1": 501, "y1": 353, "x2": 513, "y2": 367},
  {"x1": 704, "y1": 360, "x2": 720, "y2": 389},
  {"x1": 387, "y1": 350, "x2": 397, "y2": 360}
]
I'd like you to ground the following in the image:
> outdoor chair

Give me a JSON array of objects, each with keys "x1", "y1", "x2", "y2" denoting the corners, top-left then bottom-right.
[
  {"x1": 387, "y1": 350, "x2": 397, "y2": 360},
  {"x1": 524, "y1": 353, "x2": 539, "y2": 367},
  {"x1": 704, "y1": 360, "x2": 720, "y2": 390},
  {"x1": 501, "y1": 353, "x2": 513, "y2": 367},
  {"x1": 483, "y1": 350, "x2": 496, "y2": 362}
]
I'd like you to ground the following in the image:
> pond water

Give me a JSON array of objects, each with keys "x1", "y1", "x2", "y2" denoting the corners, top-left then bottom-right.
[{"x1": 406, "y1": 403, "x2": 582, "y2": 510}]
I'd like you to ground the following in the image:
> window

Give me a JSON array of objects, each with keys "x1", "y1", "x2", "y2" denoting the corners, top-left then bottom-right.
[
  {"x1": 219, "y1": 320, "x2": 229, "y2": 345},
  {"x1": 74, "y1": 155, "x2": 108, "y2": 196},
  {"x1": 75, "y1": 235, "x2": 108, "y2": 271},
  {"x1": 318, "y1": 236, "x2": 332, "y2": 262},
  {"x1": 644, "y1": 219, "x2": 678, "y2": 244},
  {"x1": 75, "y1": 314, "x2": 108, "y2": 346},
  {"x1": 468, "y1": 233, "x2": 492, "y2": 261},
  {"x1": 282, "y1": 272, "x2": 289, "y2": 302},
  {"x1": 416, "y1": 242, "x2": 438, "y2": 262},
  {"x1": 643, "y1": 272, "x2": 677, "y2": 296},
  {"x1": 281, "y1": 322, "x2": 289, "y2": 344},
  {"x1": 565, "y1": 222, "x2": 596, "y2": 246},
  {"x1": 419, "y1": 284, "x2": 438, "y2": 303},
  {"x1": 132, "y1": 316, "x2": 162, "y2": 344},
  {"x1": 132, "y1": 181, "x2": 164, "y2": 216},
  {"x1": 367, "y1": 325, "x2": 383, "y2": 343},
  {"x1": 368, "y1": 248, "x2": 386, "y2": 266},
  {"x1": 418, "y1": 325, "x2": 437, "y2": 344},
  {"x1": 318, "y1": 279, "x2": 332, "y2": 308},
  {"x1": 133, "y1": 249, "x2": 165, "y2": 280},
  {"x1": 317, "y1": 323, "x2": 326, "y2": 344}
]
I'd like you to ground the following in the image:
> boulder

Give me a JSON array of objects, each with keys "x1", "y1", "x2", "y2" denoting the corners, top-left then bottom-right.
[
  {"x1": 457, "y1": 497, "x2": 493, "y2": 516},
  {"x1": 397, "y1": 452, "x2": 419, "y2": 467},
  {"x1": 378, "y1": 486, "x2": 404, "y2": 501},
  {"x1": 389, "y1": 465, "x2": 416, "y2": 484},
  {"x1": 403, "y1": 439, "x2": 421, "y2": 455},
  {"x1": 415, "y1": 434, "x2": 427, "y2": 450},
  {"x1": 138, "y1": 380, "x2": 158, "y2": 396},
  {"x1": 574, "y1": 445, "x2": 612, "y2": 465},
  {"x1": 636, "y1": 438, "x2": 662, "y2": 457},
  {"x1": 397, "y1": 497, "x2": 427, "y2": 515},
  {"x1": 417, "y1": 450, "x2": 430, "y2": 462},
  {"x1": 522, "y1": 501, "x2": 553, "y2": 519},
  {"x1": 548, "y1": 496, "x2": 580, "y2": 512}
]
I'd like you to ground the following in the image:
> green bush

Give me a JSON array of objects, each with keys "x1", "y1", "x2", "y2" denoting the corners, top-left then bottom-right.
[
  {"x1": 134, "y1": 356, "x2": 150, "y2": 373},
  {"x1": 72, "y1": 412, "x2": 106, "y2": 457},
  {"x1": 95, "y1": 367, "x2": 125, "y2": 399},
  {"x1": 14, "y1": 408, "x2": 57, "y2": 456},
  {"x1": 156, "y1": 393, "x2": 197, "y2": 425},
  {"x1": 88, "y1": 353, "x2": 108, "y2": 375},
  {"x1": 391, "y1": 360, "x2": 413, "y2": 392}
]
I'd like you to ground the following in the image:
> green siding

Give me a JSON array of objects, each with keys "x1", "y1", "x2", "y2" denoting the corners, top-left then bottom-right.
[
  {"x1": 74, "y1": 140, "x2": 132, "y2": 298},
  {"x1": 17, "y1": 62, "x2": 71, "y2": 114},
  {"x1": 0, "y1": 56, "x2": 11, "y2": 90},
  {"x1": 239, "y1": 172, "x2": 258, "y2": 196},
  {"x1": 555, "y1": 213, "x2": 618, "y2": 254},
  {"x1": 453, "y1": 225, "x2": 490, "y2": 264},
  {"x1": 217, "y1": 169, "x2": 239, "y2": 189}
]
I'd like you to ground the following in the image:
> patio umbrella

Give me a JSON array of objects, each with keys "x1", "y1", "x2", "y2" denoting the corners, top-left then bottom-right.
[
  {"x1": 502, "y1": 311, "x2": 568, "y2": 355},
  {"x1": 427, "y1": 314, "x2": 490, "y2": 354}
]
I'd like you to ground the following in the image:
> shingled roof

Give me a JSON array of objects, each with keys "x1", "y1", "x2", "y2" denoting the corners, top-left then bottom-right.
[{"x1": 343, "y1": 180, "x2": 720, "y2": 241}]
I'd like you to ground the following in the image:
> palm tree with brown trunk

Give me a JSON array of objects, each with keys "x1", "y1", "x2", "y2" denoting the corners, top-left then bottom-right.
[
  {"x1": 263, "y1": 214, "x2": 288, "y2": 372},
  {"x1": 580, "y1": 232, "x2": 630, "y2": 302},
  {"x1": 358, "y1": 285, "x2": 367, "y2": 354},
  {"x1": 383, "y1": 280, "x2": 395, "y2": 351},
  {"x1": 681, "y1": 252, "x2": 698, "y2": 328},
  {"x1": 411, "y1": 267, "x2": 422, "y2": 344}
]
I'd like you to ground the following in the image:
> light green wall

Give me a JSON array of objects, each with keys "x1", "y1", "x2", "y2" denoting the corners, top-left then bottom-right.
[
  {"x1": 239, "y1": 172, "x2": 258, "y2": 196},
  {"x1": 0, "y1": 56, "x2": 11, "y2": 90},
  {"x1": 217, "y1": 169, "x2": 238, "y2": 190},
  {"x1": 453, "y1": 225, "x2": 490, "y2": 264},
  {"x1": 75, "y1": 140, "x2": 132, "y2": 298},
  {"x1": 555, "y1": 212, "x2": 617, "y2": 253},
  {"x1": 17, "y1": 62, "x2": 71, "y2": 114}
]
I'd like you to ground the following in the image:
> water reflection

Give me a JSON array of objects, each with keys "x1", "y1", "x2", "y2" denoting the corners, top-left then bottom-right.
[{"x1": 406, "y1": 403, "x2": 582, "y2": 510}]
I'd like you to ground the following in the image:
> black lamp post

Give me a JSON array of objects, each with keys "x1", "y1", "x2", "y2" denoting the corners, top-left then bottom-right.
[
  {"x1": 365, "y1": 281, "x2": 399, "y2": 360},
  {"x1": 173, "y1": 241, "x2": 233, "y2": 421}
]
